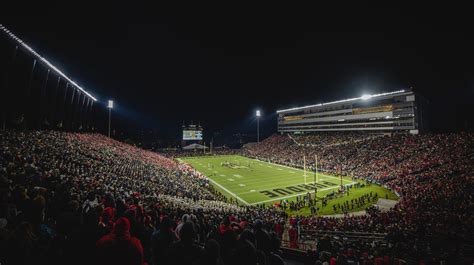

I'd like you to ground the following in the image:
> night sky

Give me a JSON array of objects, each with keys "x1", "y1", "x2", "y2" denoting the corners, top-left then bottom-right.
[{"x1": 4, "y1": 4, "x2": 474, "y2": 141}]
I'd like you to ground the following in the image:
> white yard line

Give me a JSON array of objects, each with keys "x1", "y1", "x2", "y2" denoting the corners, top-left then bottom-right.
[
  {"x1": 248, "y1": 183, "x2": 357, "y2": 205},
  {"x1": 206, "y1": 177, "x2": 250, "y2": 205},
  {"x1": 182, "y1": 159, "x2": 250, "y2": 206}
]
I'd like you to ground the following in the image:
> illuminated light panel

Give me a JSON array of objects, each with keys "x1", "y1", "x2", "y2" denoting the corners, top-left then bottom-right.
[
  {"x1": 107, "y1": 100, "x2": 114, "y2": 109},
  {"x1": 276, "y1": 90, "x2": 406, "y2": 113},
  {"x1": 256, "y1": 110, "x2": 261, "y2": 117},
  {"x1": 0, "y1": 24, "x2": 97, "y2": 101}
]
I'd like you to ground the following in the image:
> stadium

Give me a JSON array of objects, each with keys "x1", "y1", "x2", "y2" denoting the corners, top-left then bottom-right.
[{"x1": 1, "y1": 11, "x2": 473, "y2": 265}]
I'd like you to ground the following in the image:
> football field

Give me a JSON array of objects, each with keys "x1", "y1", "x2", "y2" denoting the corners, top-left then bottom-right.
[{"x1": 181, "y1": 155, "x2": 359, "y2": 206}]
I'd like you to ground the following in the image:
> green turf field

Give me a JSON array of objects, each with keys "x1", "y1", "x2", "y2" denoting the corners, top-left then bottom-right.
[{"x1": 180, "y1": 155, "x2": 398, "y2": 215}]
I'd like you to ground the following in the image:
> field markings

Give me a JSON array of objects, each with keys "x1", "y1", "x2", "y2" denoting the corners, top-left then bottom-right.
[
  {"x1": 233, "y1": 174, "x2": 243, "y2": 178},
  {"x1": 220, "y1": 174, "x2": 226, "y2": 177},
  {"x1": 224, "y1": 170, "x2": 350, "y2": 187},
  {"x1": 256, "y1": 159, "x2": 354, "y2": 184},
  {"x1": 181, "y1": 160, "x2": 250, "y2": 205},
  {"x1": 248, "y1": 183, "x2": 357, "y2": 205},
  {"x1": 238, "y1": 180, "x2": 353, "y2": 192},
  {"x1": 238, "y1": 184, "x2": 246, "y2": 187},
  {"x1": 182, "y1": 156, "x2": 356, "y2": 206},
  {"x1": 205, "y1": 175, "x2": 250, "y2": 205},
  {"x1": 232, "y1": 171, "x2": 356, "y2": 192},
  {"x1": 217, "y1": 174, "x2": 347, "y2": 192},
  {"x1": 202, "y1": 163, "x2": 351, "y2": 192}
]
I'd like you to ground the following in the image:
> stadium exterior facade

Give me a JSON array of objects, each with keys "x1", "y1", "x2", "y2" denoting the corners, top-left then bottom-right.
[{"x1": 277, "y1": 89, "x2": 421, "y2": 134}]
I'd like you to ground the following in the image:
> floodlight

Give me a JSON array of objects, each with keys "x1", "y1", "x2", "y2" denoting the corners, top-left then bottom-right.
[
  {"x1": 276, "y1": 90, "x2": 406, "y2": 113},
  {"x1": 108, "y1": 100, "x2": 114, "y2": 109},
  {"x1": 0, "y1": 24, "x2": 97, "y2": 101},
  {"x1": 255, "y1": 110, "x2": 261, "y2": 143}
]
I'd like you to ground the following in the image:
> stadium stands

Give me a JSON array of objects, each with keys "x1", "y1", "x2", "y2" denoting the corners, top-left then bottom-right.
[
  {"x1": 0, "y1": 130, "x2": 285, "y2": 265},
  {"x1": 1, "y1": 130, "x2": 473, "y2": 264},
  {"x1": 244, "y1": 132, "x2": 474, "y2": 263}
]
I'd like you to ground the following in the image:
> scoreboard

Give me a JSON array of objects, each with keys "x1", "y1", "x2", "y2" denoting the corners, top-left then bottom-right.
[
  {"x1": 182, "y1": 123, "x2": 204, "y2": 141},
  {"x1": 183, "y1": 130, "x2": 203, "y2": 140}
]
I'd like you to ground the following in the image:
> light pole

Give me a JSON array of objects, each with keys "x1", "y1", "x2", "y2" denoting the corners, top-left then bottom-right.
[
  {"x1": 107, "y1": 100, "x2": 113, "y2": 137},
  {"x1": 256, "y1": 110, "x2": 261, "y2": 143}
]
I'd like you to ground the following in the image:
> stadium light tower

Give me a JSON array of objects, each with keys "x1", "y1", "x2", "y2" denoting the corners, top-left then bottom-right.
[
  {"x1": 256, "y1": 110, "x2": 261, "y2": 143},
  {"x1": 107, "y1": 100, "x2": 113, "y2": 137}
]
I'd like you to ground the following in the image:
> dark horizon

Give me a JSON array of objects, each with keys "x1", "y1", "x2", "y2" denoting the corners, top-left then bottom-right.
[{"x1": 2, "y1": 4, "x2": 474, "y2": 143}]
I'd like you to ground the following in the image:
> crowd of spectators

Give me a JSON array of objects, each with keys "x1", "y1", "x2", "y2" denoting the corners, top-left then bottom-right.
[
  {"x1": 0, "y1": 130, "x2": 285, "y2": 265},
  {"x1": 244, "y1": 132, "x2": 474, "y2": 263},
  {"x1": 1, "y1": 130, "x2": 472, "y2": 264},
  {"x1": 290, "y1": 132, "x2": 382, "y2": 147}
]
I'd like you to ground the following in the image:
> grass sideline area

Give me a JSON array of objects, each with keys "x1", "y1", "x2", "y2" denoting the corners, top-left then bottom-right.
[{"x1": 180, "y1": 155, "x2": 398, "y2": 216}]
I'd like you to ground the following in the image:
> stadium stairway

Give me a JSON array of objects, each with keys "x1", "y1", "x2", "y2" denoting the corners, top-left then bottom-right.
[{"x1": 287, "y1": 133, "x2": 300, "y2": 145}]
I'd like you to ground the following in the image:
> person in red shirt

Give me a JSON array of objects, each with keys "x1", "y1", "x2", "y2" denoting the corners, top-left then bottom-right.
[
  {"x1": 288, "y1": 225, "x2": 298, "y2": 249},
  {"x1": 274, "y1": 222, "x2": 283, "y2": 238},
  {"x1": 219, "y1": 216, "x2": 232, "y2": 234},
  {"x1": 96, "y1": 217, "x2": 146, "y2": 265}
]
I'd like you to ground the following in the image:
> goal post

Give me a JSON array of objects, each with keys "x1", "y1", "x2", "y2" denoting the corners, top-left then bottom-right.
[
  {"x1": 314, "y1": 155, "x2": 318, "y2": 201},
  {"x1": 303, "y1": 155, "x2": 307, "y2": 184},
  {"x1": 315, "y1": 155, "x2": 318, "y2": 184}
]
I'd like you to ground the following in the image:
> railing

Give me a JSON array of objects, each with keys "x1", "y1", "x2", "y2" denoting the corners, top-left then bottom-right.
[
  {"x1": 281, "y1": 239, "x2": 315, "y2": 251},
  {"x1": 280, "y1": 229, "x2": 388, "y2": 252},
  {"x1": 300, "y1": 229, "x2": 387, "y2": 240}
]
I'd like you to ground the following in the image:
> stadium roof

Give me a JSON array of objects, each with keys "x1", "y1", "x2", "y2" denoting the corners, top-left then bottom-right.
[
  {"x1": 276, "y1": 90, "x2": 407, "y2": 114},
  {"x1": 0, "y1": 24, "x2": 98, "y2": 101}
]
